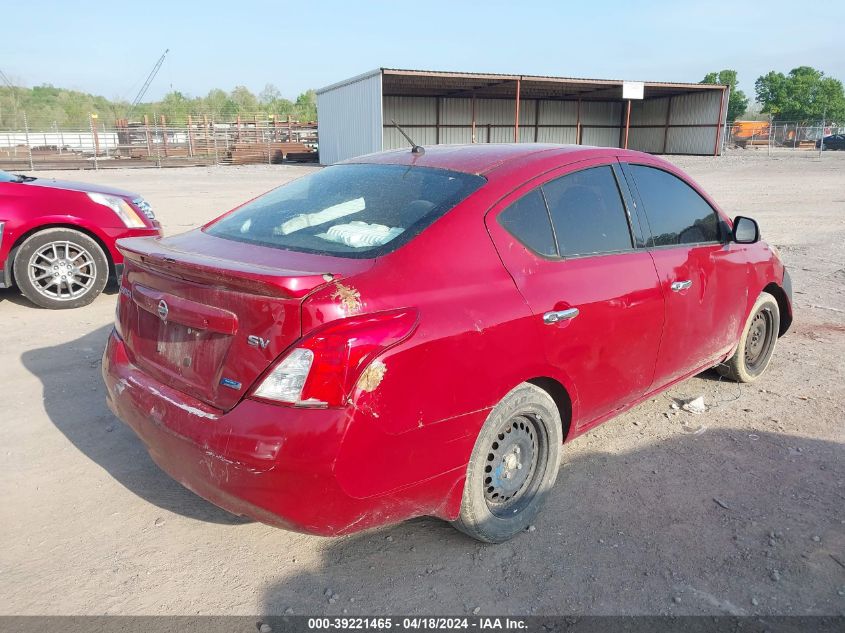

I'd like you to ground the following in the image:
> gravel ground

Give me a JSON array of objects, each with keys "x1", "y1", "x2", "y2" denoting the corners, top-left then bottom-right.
[{"x1": 1, "y1": 152, "x2": 843, "y2": 616}]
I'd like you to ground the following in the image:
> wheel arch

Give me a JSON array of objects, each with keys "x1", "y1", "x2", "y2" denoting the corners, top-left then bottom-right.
[
  {"x1": 5, "y1": 223, "x2": 116, "y2": 287},
  {"x1": 527, "y1": 376, "x2": 573, "y2": 442},
  {"x1": 762, "y1": 282, "x2": 792, "y2": 336}
]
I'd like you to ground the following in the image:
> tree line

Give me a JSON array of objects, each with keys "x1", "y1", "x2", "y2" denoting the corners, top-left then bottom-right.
[
  {"x1": 0, "y1": 83, "x2": 317, "y2": 130},
  {"x1": 1, "y1": 67, "x2": 842, "y2": 130},
  {"x1": 702, "y1": 66, "x2": 844, "y2": 123}
]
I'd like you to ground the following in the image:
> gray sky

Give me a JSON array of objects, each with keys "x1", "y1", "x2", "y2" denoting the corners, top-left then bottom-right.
[{"x1": 2, "y1": 0, "x2": 843, "y2": 103}]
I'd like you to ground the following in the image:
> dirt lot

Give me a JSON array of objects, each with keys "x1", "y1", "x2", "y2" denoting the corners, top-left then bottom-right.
[{"x1": 1, "y1": 152, "x2": 843, "y2": 617}]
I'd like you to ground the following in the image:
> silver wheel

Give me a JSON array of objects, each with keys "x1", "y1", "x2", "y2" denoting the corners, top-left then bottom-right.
[{"x1": 27, "y1": 240, "x2": 98, "y2": 301}]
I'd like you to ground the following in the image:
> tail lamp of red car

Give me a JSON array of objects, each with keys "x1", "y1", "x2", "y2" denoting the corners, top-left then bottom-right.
[{"x1": 251, "y1": 308, "x2": 419, "y2": 408}]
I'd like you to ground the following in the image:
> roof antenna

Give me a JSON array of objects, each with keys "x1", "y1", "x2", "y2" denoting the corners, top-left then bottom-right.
[{"x1": 392, "y1": 119, "x2": 425, "y2": 154}]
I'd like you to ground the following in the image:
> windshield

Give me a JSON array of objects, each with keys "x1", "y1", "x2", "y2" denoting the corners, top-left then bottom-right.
[
  {"x1": 205, "y1": 164, "x2": 485, "y2": 258},
  {"x1": 0, "y1": 170, "x2": 20, "y2": 183}
]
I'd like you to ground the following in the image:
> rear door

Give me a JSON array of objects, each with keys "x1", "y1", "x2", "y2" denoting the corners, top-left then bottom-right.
[
  {"x1": 486, "y1": 159, "x2": 664, "y2": 429},
  {"x1": 623, "y1": 162, "x2": 749, "y2": 388}
]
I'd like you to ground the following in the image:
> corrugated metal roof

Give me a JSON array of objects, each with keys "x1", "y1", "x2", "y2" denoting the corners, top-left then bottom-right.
[
  {"x1": 317, "y1": 68, "x2": 726, "y2": 101},
  {"x1": 381, "y1": 68, "x2": 724, "y2": 90}
]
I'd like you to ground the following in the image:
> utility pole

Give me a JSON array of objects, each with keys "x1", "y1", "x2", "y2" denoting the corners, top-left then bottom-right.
[{"x1": 819, "y1": 107, "x2": 826, "y2": 158}]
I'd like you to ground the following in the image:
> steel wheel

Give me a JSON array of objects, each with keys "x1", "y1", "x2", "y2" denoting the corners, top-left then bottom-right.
[
  {"x1": 717, "y1": 292, "x2": 781, "y2": 383},
  {"x1": 483, "y1": 415, "x2": 544, "y2": 517},
  {"x1": 744, "y1": 307, "x2": 775, "y2": 373},
  {"x1": 452, "y1": 383, "x2": 562, "y2": 543},
  {"x1": 27, "y1": 240, "x2": 98, "y2": 302}
]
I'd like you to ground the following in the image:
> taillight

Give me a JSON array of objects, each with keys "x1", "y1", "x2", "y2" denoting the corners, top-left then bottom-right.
[{"x1": 251, "y1": 308, "x2": 419, "y2": 407}]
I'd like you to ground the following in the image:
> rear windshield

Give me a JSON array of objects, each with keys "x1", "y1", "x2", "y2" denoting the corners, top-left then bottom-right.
[{"x1": 205, "y1": 163, "x2": 485, "y2": 258}]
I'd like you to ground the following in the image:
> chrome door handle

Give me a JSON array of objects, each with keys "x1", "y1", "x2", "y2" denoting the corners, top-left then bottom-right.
[
  {"x1": 671, "y1": 280, "x2": 693, "y2": 292},
  {"x1": 543, "y1": 308, "x2": 579, "y2": 324}
]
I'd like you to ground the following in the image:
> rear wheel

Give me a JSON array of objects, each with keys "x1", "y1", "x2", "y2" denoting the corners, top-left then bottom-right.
[
  {"x1": 452, "y1": 383, "x2": 562, "y2": 543},
  {"x1": 13, "y1": 228, "x2": 109, "y2": 309},
  {"x1": 717, "y1": 291, "x2": 780, "y2": 383}
]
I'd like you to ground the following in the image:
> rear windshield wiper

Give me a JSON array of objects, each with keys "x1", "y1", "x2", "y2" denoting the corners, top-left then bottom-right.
[{"x1": 12, "y1": 174, "x2": 37, "y2": 182}]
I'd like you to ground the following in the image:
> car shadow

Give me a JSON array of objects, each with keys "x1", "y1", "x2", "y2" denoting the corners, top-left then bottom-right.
[
  {"x1": 20, "y1": 324, "x2": 250, "y2": 525},
  {"x1": 0, "y1": 282, "x2": 117, "y2": 308},
  {"x1": 256, "y1": 429, "x2": 843, "y2": 617},
  {"x1": 0, "y1": 286, "x2": 35, "y2": 307}
]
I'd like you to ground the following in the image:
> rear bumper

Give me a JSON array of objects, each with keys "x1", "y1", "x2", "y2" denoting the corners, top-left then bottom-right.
[{"x1": 102, "y1": 330, "x2": 467, "y2": 535}]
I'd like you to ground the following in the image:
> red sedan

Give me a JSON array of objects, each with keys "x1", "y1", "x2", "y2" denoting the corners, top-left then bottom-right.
[
  {"x1": 103, "y1": 144, "x2": 792, "y2": 542},
  {"x1": 0, "y1": 169, "x2": 162, "y2": 309}
]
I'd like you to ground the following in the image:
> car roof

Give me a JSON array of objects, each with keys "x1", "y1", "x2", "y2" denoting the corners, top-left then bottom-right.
[{"x1": 343, "y1": 143, "x2": 651, "y2": 176}]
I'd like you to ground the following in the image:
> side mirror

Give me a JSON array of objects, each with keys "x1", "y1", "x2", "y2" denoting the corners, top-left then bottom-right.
[{"x1": 732, "y1": 216, "x2": 759, "y2": 244}]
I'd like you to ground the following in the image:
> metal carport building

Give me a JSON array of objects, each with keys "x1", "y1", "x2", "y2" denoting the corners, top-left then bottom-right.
[{"x1": 316, "y1": 68, "x2": 729, "y2": 165}]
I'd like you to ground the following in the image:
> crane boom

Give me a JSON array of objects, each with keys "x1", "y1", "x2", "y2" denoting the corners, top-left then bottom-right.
[
  {"x1": 130, "y1": 49, "x2": 169, "y2": 108},
  {"x1": 0, "y1": 68, "x2": 14, "y2": 89}
]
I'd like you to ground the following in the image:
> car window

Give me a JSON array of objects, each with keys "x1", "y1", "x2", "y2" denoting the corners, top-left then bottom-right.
[
  {"x1": 541, "y1": 165, "x2": 633, "y2": 257},
  {"x1": 497, "y1": 189, "x2": 557, "y2": 257},
  {"x1": 630, "y1": 165, "x2": 721, "y2": 246},
  {"x1": 205, "y1": 164, "x2": 485, "y2": 258}
]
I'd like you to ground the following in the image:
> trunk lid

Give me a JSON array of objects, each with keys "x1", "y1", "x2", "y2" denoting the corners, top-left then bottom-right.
[{"x1": 116, "y1": 230, "x2": 374, "y2": 411}]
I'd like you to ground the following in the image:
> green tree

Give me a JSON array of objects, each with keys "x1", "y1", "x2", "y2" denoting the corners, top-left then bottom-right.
[
  {"x1": 701, "y1": 70, "x2": 749, "y2": 122},
  {"x1": 293, "y1": 89, "x2": 317, "y2": 122},
  {"x1": 259, "y1": 83, "x2": 282, "y2": 105},
  {"x1": 755, "y1": 66, "x2": 845, "y2": 122},
  {"x1": 229, "y1": 86, "x2": 259, "y2": 112}
]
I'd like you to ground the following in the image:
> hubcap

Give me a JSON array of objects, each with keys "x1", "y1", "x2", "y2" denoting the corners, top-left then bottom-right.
[
  {"x1": 27, "y1": 241, "x2": 97, "y2": 301},
  {"x1": 744, "y1": 308, "x2": 773, "y2": 372},
  {"x1": 483, "y1": 415, "x2": 541, "y2": 516}
]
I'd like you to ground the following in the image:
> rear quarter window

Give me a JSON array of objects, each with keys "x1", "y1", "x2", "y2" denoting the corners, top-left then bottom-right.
[
  {"x1": 205, "y1": 164, "x2": 485, "y2": 258},
  {"x1": 497, "y1": 189, "x2": 557, "y2": 257}
]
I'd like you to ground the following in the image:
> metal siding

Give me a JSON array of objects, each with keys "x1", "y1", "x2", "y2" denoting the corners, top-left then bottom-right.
[
  {"x1": 582, "y1": 127, "x2": 620, "y2": 147},
  {"x1": 383, "y1": 96, "x2": 436, "y2": 125},
  {"x1": 538, "y1": 100, "x2": 578, "y2": 125},
  {"x1": 440, "y1": 98, "x2": 472, "y2": 125},
  {"x1": 627, "y1": 127, "x2": 665, "y2": 153},
  {"x1": 440, "y1": 127, "x2": 474, "y2": 144},
  {"x1": 475, "y1": 99, "x2": 517, "y2": 125},
  {"x1": 317, "y1": 72, "x2": 382, "y2": 165},
  {"x1": 579, "y1": 101, "x2": 621, "y2": 125},
  {"x1": 630, "y1": 97, "x2": 669, "y2": 125},
  {"x1": 665, "y1": 90, "x2": 722, "y2": 154},
  {"x1": 383, "y1": 126, "x2": 437, "y2": 150},
  {"x1": 489, "y1": 127, "x2": 516, "y2": 143},
  {"x1": 666, "y1": 126, "x2": 714, "y2": 154},
  {"x1": 536, "y1": 127, "x2": 577, "y2": 143},
  {"x1": 669, "y1": 91, "x2": 720, "y2": 125}
]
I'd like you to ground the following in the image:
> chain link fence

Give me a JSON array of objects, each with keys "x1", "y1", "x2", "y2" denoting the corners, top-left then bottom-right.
[
  {"x1": 723, "y1": 121, "x2": 844, "y2": 152},
  {"x1": 0, "y1": 113, "x2": 318, "y2": 171}
]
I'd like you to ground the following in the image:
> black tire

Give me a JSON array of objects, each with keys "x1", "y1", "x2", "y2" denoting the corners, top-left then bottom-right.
[
  {"x1": 717, "y1": 292, "x2": 780, "y2": 383},
  {"x1": 13, "y1": 228, "x2": 109, "y2": 309},
  {"x1": 452, "y1": 383, "x2": 562, "y2": 543}
]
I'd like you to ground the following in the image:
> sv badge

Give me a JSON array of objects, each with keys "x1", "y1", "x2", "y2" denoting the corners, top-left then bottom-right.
[{"x1": 247, "y1": 335, "x2": 270, "y2": 349}]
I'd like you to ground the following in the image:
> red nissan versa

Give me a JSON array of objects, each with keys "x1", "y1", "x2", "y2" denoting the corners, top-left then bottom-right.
[
  {"x1": 0, "y1": 169, "x2": 162, "y2": 309},
  {"x1": 103, "y1": 144, "x2": 792, "y2": 543}
]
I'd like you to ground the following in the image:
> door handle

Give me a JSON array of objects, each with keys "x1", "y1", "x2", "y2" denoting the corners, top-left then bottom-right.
[
  {"x1": 543, "y1": 308, "x2": 580, "y2": 324},
  {"x1": 671, "y1": 280, "x2": 693, "y2": 292}
]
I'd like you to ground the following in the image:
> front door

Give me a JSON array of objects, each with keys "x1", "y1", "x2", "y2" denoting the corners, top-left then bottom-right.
[{"x1": 624, "y1": 162, "x2": 750, "y2": 388}]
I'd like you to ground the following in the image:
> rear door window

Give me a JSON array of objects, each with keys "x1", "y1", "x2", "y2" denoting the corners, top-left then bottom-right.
[
  {"x1": 497, "y1": 189, "x2": 557, "y2": 257},
  {"x1": 541, "y1": 165, "x2": 634, "y2": 257},
  {"x1": 629, "y1": 165, "x2": 721, "y2": 246},
  {"x1": 205, "y1": 164, "x2": 485, "y2": 258}
]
